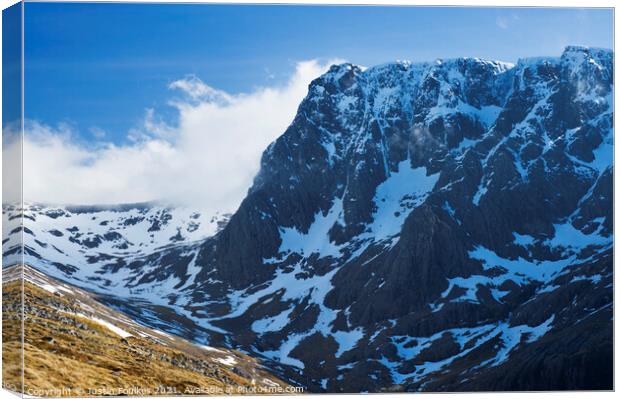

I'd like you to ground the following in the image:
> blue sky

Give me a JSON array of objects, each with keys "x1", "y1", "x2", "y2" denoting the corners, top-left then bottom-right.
[
  {"x1": 23, "y1": 4, "x2": 613, "y2": 145},
  {"x1": 2, "y1": 2, "x2": 21, "y2": 129}
]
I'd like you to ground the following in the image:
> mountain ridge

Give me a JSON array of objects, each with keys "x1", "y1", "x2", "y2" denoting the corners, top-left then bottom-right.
[{"x1": 3, "y1": 45, "x2": 614, "y2": 392}]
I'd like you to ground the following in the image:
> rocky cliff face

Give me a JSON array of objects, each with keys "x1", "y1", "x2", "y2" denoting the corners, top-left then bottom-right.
[{"x1": 5, "y1": 46, "x2": 613, "y2": 391}]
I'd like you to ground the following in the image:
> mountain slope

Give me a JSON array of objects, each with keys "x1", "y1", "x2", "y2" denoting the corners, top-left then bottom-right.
[
  {"x1": 2, "y1": 264, "x2": 293, "y2": 396},
  {"x1": 4, "y1": 45, "x2": 613, "y2": 392}
]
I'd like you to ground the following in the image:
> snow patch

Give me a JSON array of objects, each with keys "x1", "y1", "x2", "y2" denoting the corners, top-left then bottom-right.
[
  {"x1": 332, "y1": 328, "x2": 364, "y2": 357},
  {"x1": 252, "y1": 307, "x2": 294, "y2": 334},
  {"x1": 200, "y1": 345, "x2": 226, "y2": 354},
  {"x1": 276, "y1": 198, "x2": 344, "y2": 259},
  {"x1": 215, "y1": 356, "x2": 237, "y2": 366},
  {"x1": 365, "y1": 159, "x2": 439, "y2": 241},
  {"x1": 76, "y1": 313, "x2": 132, "y2": 338}
]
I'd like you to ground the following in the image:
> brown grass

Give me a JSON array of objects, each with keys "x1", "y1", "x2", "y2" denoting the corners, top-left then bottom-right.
[{"x1": 2, "y1": 280, "x2": 292, "y2": 396}]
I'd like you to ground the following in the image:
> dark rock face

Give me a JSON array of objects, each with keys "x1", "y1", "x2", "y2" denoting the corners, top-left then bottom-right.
[
  {"x1": 197, "y1": 46, "x2": 613, "y2": 391},
  {"x1": 6, "y1": 46, "x2": 613, "y2": 392}
]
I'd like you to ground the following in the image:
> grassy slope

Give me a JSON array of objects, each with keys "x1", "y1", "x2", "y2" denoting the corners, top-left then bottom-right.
[{"x1": 2, "y1": 272, "x2": 293, "y2": 396}]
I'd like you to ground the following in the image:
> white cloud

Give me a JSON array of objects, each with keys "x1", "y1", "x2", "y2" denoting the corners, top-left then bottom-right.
[
  {"x1": 169, "y1": 74, "x2": 232, "y2": 104},
  {"x1": 2, "y1": 122, "x2": 22, "y2": 204},
  {"x1": 18, "y1": 59, "x2": 341, "y2": 214},
  {"x1": 496, "y1": 14, "x2": 520, "y2": 30},
  {"x1": 496, "y1": 16, "x2": 509, "y2": 30}
]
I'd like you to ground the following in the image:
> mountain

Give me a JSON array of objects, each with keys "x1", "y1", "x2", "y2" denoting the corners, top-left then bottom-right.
[
  {"x1": 3, "y1": 45, "x2": 613, "y2": 392},
  {"x1": 2, "y1": 202, "x2": 229, "y2": 266}
]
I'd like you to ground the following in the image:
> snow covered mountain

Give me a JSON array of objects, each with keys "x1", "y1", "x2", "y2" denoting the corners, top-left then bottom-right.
[
  {"x1": 3, "y1": 45, "x2": 613, "y2": 391},
  {"x1": 3, "y1": 202, "x2": 229, "y2": 276}
]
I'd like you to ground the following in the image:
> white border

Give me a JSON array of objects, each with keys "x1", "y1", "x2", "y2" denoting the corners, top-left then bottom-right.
[{"x1": 0, "y1": 1, "x2": 616, "y2": 398}]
